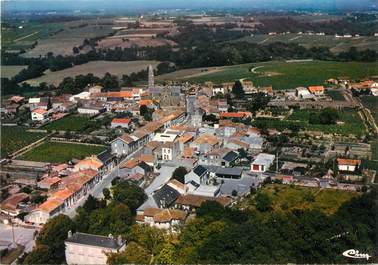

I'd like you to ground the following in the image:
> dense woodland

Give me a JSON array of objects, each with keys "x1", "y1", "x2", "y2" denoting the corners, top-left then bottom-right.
[{"x1": 20, "y1": 185, "x2": 377, "y2": 264}]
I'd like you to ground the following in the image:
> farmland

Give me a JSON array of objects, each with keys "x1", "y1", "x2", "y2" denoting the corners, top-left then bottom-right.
[
  {"x1": 158, "y1": 61, "x2": 378, "y2": 89},
  {"x1": 42, "y1": 115, "x2": 94, "y2": 131},
  {"x1": 1, "y1": 21, "x2": 64, "y2": 51},
  {"x1": 254, "y1": 109, "x2": 365, "y2": 136},
  {"x1": 25, "y1": 60, "x2": 160, "y2": 86},
  {"x1": 238, "y1": 184, "x2": 359, "y2": 215},
  {"x1": 19, "y1": 141, "x2": 106, "y2": 163},
  {"x1": 232, "y1": 34, "x2": 378, "y2": 52},
  {"x1": 1, "y1": 65, "x2": 27, "y2": 78},
  {"x1": 0, "y1": 126, "x2": 46, "y2": 158},
  {"x1": 360, "y1": 96, "x2": 378, "y2": 124},
  {"x1": 7, "y1": 18, "x2": 113, "y2": 57}
]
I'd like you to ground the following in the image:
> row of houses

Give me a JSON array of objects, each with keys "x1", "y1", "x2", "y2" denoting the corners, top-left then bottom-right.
[{"x1": 23, "y1": 156, "x2": 106, "y2": 225}]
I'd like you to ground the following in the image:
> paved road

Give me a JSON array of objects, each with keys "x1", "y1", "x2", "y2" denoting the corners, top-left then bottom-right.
[
  {"x1": 63, "y1": 146, "x2": 144, "y2": 218},
  {"x1": 0, "y1": 223, "x2": 36, "y2": 253}
]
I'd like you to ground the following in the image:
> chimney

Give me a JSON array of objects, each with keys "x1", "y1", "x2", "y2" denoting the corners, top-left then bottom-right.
[{"x1": 67, "y1": 230, "x2": 72, "y2": 238}]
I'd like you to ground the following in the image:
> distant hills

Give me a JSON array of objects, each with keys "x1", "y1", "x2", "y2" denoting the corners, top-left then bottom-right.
[{"x1": 2, "y1": 0, "x2": 377, "y2": 13}]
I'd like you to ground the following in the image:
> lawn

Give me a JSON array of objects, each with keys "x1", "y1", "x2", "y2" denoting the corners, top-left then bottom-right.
[
  {"x1": 360, "y1": 96, "x2": 378, "y2": 124},
  {"x1": 19, "y1": 141, "x2": 106, "y2": 163},
  {"x1": 25, "y1": 60, "x2": 160, "y2": 86},
  {"x1": 326, "y1": 90, "x2": 345, "y2": 101},
  {"x1": 238, "y1": 184, "x2": 359, "y2": 215},
  {"x1": 254, "y1": 109, "x2": 365, "y2": 136},
  {"x1": 1, "y1": 126, "x2": 46, "y2": 158},
  {"x1": 43, "y1": 115, "x2": 94, "y2": 132},
  {"x1": 178, "y1": 61, "x2": 378, "y2": 89}
]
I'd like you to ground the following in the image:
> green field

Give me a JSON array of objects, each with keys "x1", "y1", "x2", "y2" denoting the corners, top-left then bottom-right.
[
  {"x1": 25, "y1": 60, "x2": 159, "y2": 86},
  {"x1": 1, "y1": 65, "x2": 27, "y2": 78},
  {"x1": 43, "y1": 115, "x2": 94, "y2": 131},
  {"x1": 19, "y1": 141, "x2": 105, "y2": 163},
  {"x1": 254, "y1": 109, "x2": 365, "y2": 136},
  {"x1": 159, "y1": 61, "x2": 378, "y2": 89},
  {"x1": 2, "y1": 22, "x2": 64, "y2": 51},
  {"x1": 326, "y1": 89, "x2": 345, "y2": 101},
  {"x1": 238, "y1": 184, "x2": 359, "y2": 215},
  {"x1": 1, "y1": 126, "x2": 46, "y2": 158},
  {"x1": 360, "y1": 96, "x2": 378, "y2": 124},
  {"x1": 232, "y1": 34, "x2": 378, "y2": 52}
]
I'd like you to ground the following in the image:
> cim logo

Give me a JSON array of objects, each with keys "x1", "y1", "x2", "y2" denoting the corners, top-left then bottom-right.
[{"x1": 342, "y1": 249, "x2": 372, "y2": 261}]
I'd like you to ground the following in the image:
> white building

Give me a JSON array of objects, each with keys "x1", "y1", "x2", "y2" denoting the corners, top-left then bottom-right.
[
  {"x1": 161, "y1": 141, "x2": 179, "y2": 161},
  {"x1": 136, "y1": 208, "x2": 187, "y2": 231},
  {"x1": 153, "y1": 132, "x2": 178, "y2": 143},
  {"x1": 212, "y1": 87, "x2": 225, "y2": 95},
  {"x1": 295, "y1": 87, "x2": 313, "y2": 99},
  {"x1": 69, "y1": 92, "x2": 91, "y2": 103},
  {"x1": 337, "y1": 158, "x2": 361, "y2": 172},
  {"x1": 31, "y1": 109, "x2": 48, "y2": 121},
  {"x1": 250, "y1": 153, "x2": 275, "y2": 172},
  {"x1": 65, "y1": 232, "x2": 125, "y2": 265}
]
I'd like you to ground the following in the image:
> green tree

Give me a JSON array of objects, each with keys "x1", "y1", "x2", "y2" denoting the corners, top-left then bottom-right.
[
  {"x1": 111, "y1": 181, "x2": 147, "y2": 212},
  {"x1": 255, "y1": 192, "x2": 272, "y2": 212},
  {"x1": 232, "y1": 80, "x2": 245, "y2": 98},
  {"x1": 35, "y1": 215, "x2": 76, "y2": 263},
  {"x1": 103, "y1": 188, "x2": 111, "y2": 200},
  {"x1": 107, "y1": 242, "x2": 150, "y2": 264},
  {"x1": 171, "y1": 166, "x2": 188, "y2": 183},
  {"x1": 23, "y1": 245, "x2": 52, "y2": 264}
]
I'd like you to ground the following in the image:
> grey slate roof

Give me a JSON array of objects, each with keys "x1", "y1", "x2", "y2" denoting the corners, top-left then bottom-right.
[
  {"x1": 216, "y1": 167, "x2": 243, "y2": 177},
  {"x1": 222, "y1": 151, "x2": 239, "y2": 162},
  {"x1": 193, "y1": 165, "x2": 207, "y2": 177},
  {"x1": 97, "y1": 149, "x2": 115, "y2": 164},
  {"x1": 65, "y1": 232, "x2": 122, "y2": 249},
  {"x1": 152, "y1": 184, "x2": 180, "y2": 208}
]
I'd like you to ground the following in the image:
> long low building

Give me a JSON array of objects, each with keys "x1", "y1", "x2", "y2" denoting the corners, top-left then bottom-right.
[{"x1": 25, "y1": 169, "x2": 100, "y2": 225}]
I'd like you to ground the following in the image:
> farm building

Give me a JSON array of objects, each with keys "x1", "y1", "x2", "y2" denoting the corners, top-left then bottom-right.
[
  {"x1": 111, "y1": 118, "x2": 132, "y2": 129},
  {"x1": 251, "y1": 153, "x2": 275, "y2": 173}
]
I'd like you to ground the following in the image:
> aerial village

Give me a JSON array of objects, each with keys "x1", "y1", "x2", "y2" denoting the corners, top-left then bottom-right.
[{"x1": 1, "y1": 64, "x2": 377, "y2": 263}]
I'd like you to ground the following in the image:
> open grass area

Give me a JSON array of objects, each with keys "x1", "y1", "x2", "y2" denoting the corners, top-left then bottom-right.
[
  {"x1": 238, "y1": 184, "x2": 359, "y2": 215},
  {"x1": 19, "y1": 141, "x2": 105, "y2": 163},
  {"x1": 1, "y1": 126, "x2": 46, "y2": 158},
  {"x1": 42, "y1": 115, "x2": 94, "y2": 131},
  {"x1": 254, "y1": 109, "x2": 365, "y2": 136},
  {"x1": 159, "y1": 61, "x2": 378, "y2": 89},
  {"x1": 26, "y1": 60, "x2": 159, "y2": 86},
  {"x1": 232, "y1": 34, "x2": 378, "y2": 52},
  {"x1": 1, "y1": 65, "x2": 27, "y2": 78},
  {"x1": 325, "y1": 89, "x2": 345, "y2": 101},
  {"x1": 360, "y1": 96, "x2": 378, "y2": 124}
]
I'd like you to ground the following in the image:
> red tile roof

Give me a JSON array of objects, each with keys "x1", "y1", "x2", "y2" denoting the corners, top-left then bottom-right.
[
  {"x1": 337, "y1": 158, "x2": 361, "y2": 166},
  {"x1": 112, "y1": 118, "x2": 131, "y2": 124}
]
